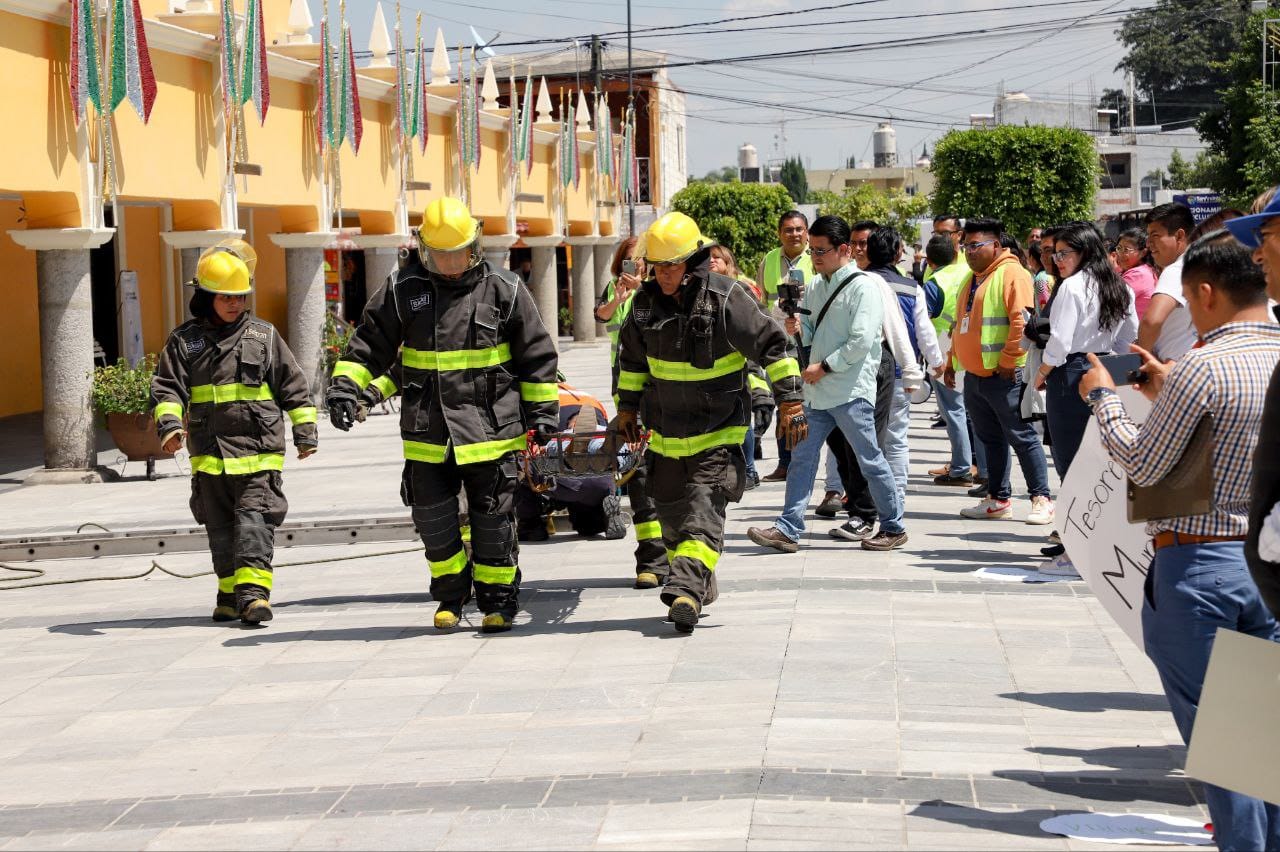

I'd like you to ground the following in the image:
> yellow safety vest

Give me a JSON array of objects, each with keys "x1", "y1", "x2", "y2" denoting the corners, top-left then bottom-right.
[
  {"x1": 975, "y1": 266, "x2": 1024, "y2": 370},
  {"x1": 761, "y1": 248, "x2": 814, "y2": 308}
]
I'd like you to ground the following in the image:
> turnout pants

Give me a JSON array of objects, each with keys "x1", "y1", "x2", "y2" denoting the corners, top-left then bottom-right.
[
  {"x1": 648, "y1": 445, "x2": 746, "y2": 607},
  {"x1": 627, "y1": 464, "x2": 667, "y2": 578},
  {"x1": 190, "y1": 471, "x2": 288, "y2": 609},
  {"x1": 404, "y1": 454, "x2": 520, "y2": 616}
]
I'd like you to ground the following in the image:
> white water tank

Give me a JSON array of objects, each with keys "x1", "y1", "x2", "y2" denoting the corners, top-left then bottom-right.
[
  {"x1": 873, "y1": 122, "x2": 897, "y2": 168},
  {"x1": 738, "y1": 143, "x2": 758, "y2": 170}
]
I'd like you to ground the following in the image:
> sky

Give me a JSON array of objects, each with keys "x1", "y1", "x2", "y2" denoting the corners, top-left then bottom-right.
[{"x1": 336, "y1": 0, "x2": 1147, "y2": 177}]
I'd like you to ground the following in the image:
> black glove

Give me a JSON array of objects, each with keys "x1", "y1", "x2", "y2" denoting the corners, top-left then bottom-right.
[
  {"x1": 753, "y1": 405, "x2": 773, "y2": 436},
  {"x1": 326, "y1": 386, "x2": 358, "y2": 432},
  {"x1": 530, "y1": 423, "x2": 558, "y2": 447}
]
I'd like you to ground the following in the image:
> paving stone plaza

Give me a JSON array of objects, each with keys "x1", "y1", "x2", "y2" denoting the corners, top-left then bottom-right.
[{"x1": 0, "y1": 339, "x2": 1204, "y2": 850}]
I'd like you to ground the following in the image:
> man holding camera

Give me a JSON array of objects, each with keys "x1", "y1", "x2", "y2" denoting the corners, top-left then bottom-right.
[{"x1": 748, "y1": 215, "x2": 907, "y2": 554}]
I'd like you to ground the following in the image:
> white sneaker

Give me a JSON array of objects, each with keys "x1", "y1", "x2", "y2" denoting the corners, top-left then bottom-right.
[
  {"x1": 1038, "y1": 555, "x2": 1080, "y2": 577},
  {"x1": 1026, "y1": 496, "x2": 1055, "y2": 525},
  {"x1": 960, "y1": 499, "x2": 1012, "y2": 520}
]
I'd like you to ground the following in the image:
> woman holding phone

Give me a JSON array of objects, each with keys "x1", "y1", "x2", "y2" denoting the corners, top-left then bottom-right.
[{"x1": 1034, "y1": 223, "x2": 1138, "y2": 477}]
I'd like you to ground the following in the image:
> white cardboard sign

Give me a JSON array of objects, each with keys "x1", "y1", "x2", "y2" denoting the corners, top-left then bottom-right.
[
  {"x1": 118, "y1": 270, "x2": 144, "y2": 367},
  {"x1": 1059, "y1": 389, "x2": 1153, "y2": 649},
  {"x1": 1186, "y1": 629, "x2": 1280, "y2": 804}
]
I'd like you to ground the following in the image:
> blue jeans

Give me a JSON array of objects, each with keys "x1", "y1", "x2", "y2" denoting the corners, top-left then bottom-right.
[
  {"x1": 881, "y1": 380, "x2": 910, "y2": 505},
  {"x1": 1045, "y1": 353, "x2": 1092, "y2": 480},
  {"x1": 935, "y1": 375, "x2": 989, "y2": 478},
  {"x1": 1143, "y1": 540, "x2": 1280, "y2": 852},
  {"x1": 964, "y1": 371, "x2": 1050, "y2": 501},
  {"x1": 774, "y1": 400, "x2": 904, "y2": 540},
  {"x1": 742, "y1": 427, "x2": 758, "y2": 480}
]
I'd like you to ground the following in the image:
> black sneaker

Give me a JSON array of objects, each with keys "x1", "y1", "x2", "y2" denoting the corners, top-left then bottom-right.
[
  {"x1": 930, "y1": 417, "x2": 947, "y2": 429},
  {"x1": 603, "y1": 495, "x2": 626, "y2": 540},
  {"x1": 1040, "y1": 543, "x2": 1066, "y2": 557},
  {"x1": 967, "y1": 483, "x2": 989, "y2": 498},
  {"x1": 933, "y1": 473, "x2": 974, "y2": 486},
  {"x1": 861, "y1": 530, "x2": 909, "y2": 551},
  {"x1": 829, "y1": 519, "x2": 874, "y2": 541}
]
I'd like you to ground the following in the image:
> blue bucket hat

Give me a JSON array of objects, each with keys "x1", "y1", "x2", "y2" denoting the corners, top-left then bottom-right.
[{"x1": 1225, "y1": 190, "x2": 1280, "y2": 249}]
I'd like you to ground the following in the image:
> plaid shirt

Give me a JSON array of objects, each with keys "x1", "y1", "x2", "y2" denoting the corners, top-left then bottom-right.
[{"x1": 1093, "y1": 321, "x2": 1280, "y2": 537}]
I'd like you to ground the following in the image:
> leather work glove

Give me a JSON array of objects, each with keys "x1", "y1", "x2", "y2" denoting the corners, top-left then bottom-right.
[
  {"x1": 777, "y1": 400, "x2": 809, "y2": 451},
  {"x1": 609, "y1": 410, "x2": 641, "y2": 445},
  {"x1": 326, "y1": 385, "x2": 358, "y2": 432}
]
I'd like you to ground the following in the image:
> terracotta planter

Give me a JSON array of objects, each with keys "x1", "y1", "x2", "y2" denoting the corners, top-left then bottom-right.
[{"x1": 105, "y1": 412, "x2": 175, "y2": 462}]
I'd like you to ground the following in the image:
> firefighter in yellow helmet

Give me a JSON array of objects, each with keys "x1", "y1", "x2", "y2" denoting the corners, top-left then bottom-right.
[
  {"x1": 611, "y1": 212, "x2": 807, "y2": 632},
  {"x1": 151, "y1": 239, "x2": 318, "y2": 625},
  {"x1": 325, "y1": 198, "x2": 559, "y2": 633}
]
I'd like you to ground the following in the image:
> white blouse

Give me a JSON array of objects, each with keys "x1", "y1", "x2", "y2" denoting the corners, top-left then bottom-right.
[{"x1": 1044, "y1": 271, "x2": 1139, "y2": 368}]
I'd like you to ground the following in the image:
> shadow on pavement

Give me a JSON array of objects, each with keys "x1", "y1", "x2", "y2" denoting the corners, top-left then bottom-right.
[
  {"x1": 49, "y1": 615, "x2": 230, "y2": 635},
  {"x1": 1028, "y1": 744, "x2": 1186, "y2": 773},
  {"x1": 1001, "y1": 690, "x2": 1170, "y2": 712},
  {"x1": 990, "y1": 769, "x2": 1201, "y2": 807},
  {"x1": 908, "y1": 800, "x2": 1061, "y2": 838}
]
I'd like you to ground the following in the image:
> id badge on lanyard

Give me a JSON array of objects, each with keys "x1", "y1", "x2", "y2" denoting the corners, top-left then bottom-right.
[{"x1": 959, "y1": 278, "x2": 978, "y2": 335}]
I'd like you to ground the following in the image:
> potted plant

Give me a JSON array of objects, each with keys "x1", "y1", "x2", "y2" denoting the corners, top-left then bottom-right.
[{"x1": 92, "y1": 355, "x2": 174, "y2": 476}]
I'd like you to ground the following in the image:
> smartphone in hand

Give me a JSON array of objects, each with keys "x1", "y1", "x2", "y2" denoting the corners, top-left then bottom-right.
[{"x1": 1099, "y1": 352, "x2": 1149, "y2": 385}]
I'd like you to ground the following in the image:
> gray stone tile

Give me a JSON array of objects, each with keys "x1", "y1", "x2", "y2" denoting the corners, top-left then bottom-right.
[{"x1": 116, "y1": 792, "x2": 343, "y2": 826}]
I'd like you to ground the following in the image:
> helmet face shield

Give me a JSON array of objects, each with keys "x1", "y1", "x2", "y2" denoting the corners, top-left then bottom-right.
[{"x1": 416, "y1": 215, "x2": 483, "y2": 277}]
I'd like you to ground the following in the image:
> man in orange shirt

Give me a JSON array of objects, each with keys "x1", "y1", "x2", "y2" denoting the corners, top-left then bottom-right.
[{"x1": 944, "y1": 218, "x2": 1054, "y2": 525}]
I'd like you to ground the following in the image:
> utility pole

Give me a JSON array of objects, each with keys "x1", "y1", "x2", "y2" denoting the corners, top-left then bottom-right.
[
  {"x1": 590, "y1": 34, "x2": 603, "y2": 94},
  {"x1": 1126, "y1": 70, "x2": 1136, "y2": 130},
  {"x1": 626, "y1": 0, "x2": 635, "y2": 234}
]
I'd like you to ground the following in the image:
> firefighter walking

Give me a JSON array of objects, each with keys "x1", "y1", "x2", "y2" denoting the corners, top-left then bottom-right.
[
  {"x1": 151, "y1": 240, "x2": 318, "y2": 625},
  {"x1": 594, "y1": 238, "x2": 667, "y2": 588},
  {"x1": 325, "y1": 198, "x2": 558, "y2": 633},
  {"x1": 612, "y1": 212, "x2": 807, "y2": 632}
]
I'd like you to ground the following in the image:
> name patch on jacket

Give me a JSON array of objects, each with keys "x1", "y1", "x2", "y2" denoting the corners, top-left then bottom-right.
[
  {"x1": 409, "y1": 293, "x2": 432, "y2": 312},
  {"x1": 181, "y1": 335, "x2": 206, "y2": 357},
  {"x1": 634, "y1": 307, "x2": 651, "y2": 326}
]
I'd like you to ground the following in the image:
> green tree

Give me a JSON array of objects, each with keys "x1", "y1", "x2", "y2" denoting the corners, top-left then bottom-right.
[
  {"x1": 929, "y1": 126, "x2": 1097, "y2": 241},
  {"x1": 810, "y1": 185, "x2": 930, "y2": 243},
  {"x1": 779, "y1": 156, "x2": 808, "y2": 204},
  {"x1": 1108, "y1": 0, "x2": 1252, "y2": 128},
  {"x1": 1166, "y1": 149, "x2": 1219, "y2": 190},
  {"x1": 692, "y1": 165, "x2": 739, "y2": 184},
  {"x1": 670, "y1": 182, "x2": 795, "y2": 276},
  {"x1": 1197, "y1": 9, "x2": 1280, "y2": 204}
]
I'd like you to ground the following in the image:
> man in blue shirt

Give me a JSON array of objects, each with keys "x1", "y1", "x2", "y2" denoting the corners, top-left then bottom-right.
[{"x1": 748, "y1": 215, "x2": 907, "y2": 553}]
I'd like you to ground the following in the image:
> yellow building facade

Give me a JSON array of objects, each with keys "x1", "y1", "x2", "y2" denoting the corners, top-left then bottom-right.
[{"x1": 0, "y1": 0, "x2": 622, "y2": 478}]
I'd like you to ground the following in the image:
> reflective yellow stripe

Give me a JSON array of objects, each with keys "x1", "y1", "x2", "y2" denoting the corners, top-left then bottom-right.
[
  {"x1": 474, "y1": 563, "x2": 517, "y2": 585},
  {"x1": 747, "y1": 374, "x2": 769, "y2": 392},
  {"x1": 618, "y1": 370, "x2": 649, "y2": 392},
  {"x1": 646, "y1": 352, "x2": 746, "y2": 382},
  {"x1": 460, "y1": 524, "x2": 471, "y2": 543},
  {"x1": 634, "y1": 520, "x2": 662, "y2": 541},
  {"x1": 452, "y1": 435, "x2": 527, "y2": 465},
  {"x1": 403, "y1": 440, "x2": 449, "y2": 463},
  {"x1": 402, "y1": 343, "x2": 512, "y2": 371},
  {"x1": 189, "y1": 453, "x2": 285, "y2": 475},
  {"x1": 766, "y1": 357, "x2": 801, "y2": 382},
  {"x1": 233, "y1": 566, "x2": 273, "y2": 589},
  {"x1": 217, "y1": 576, "x2": 236, "y2": 594},
  {"x1": 287, "y1": 406, "x2": 317, "y2": 425},
  {"x1": 519, "y1": 382, "x2": 559, "y2": 403},
  {"x1": 649, "y1": 426, "x2": 748, "y2": 458},
  {"x1": 189, "y1": 383, "x2": 274, "y2": 404},
  {"x1": 332, "y1": 360, "x2": 374, "y2": 390},
  {"x1": 369, "y1": 374, "x2": 398, "y2": 398},
  {"x1": 154, "y1": 401, "x2": 184, "y2": 420},
  {"x1": 666, "y1": 540, "x2": 721, "y2": 572},
  {"x1": 429, "y1": 549, "x2": 468, "y2": 578}
]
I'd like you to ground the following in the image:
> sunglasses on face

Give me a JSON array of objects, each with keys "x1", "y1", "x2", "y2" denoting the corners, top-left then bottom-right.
[
  {"x1": 961, "y1": 239, "x2": 996, "y2": 252},
  {"x1": 810, "y1": 246, "x2": 839, "y2": 258},
  {"x1": 1051, "y1": 249, "x2": 1079, "y2": 261}
]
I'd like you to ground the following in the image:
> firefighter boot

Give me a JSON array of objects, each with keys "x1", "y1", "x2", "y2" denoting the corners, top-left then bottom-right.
[
  {"x1": 241, "y1": 599, "x2": 273, "y2": 624},
  {"x1": 212, "y1": 605, "x2": 238, "y2": 622},
  {"x1": 635, "y1": 572, "x2": 661, "y2": 589},
  {"x1": 481, "y1": 612, "x2": 514, "y2": 633},
  {"x1": 668, "y1": 596, "x2": 700, "y2": 633},
  {"x1": 434, "y1": 598, "x2": 468, "y2": 630}
]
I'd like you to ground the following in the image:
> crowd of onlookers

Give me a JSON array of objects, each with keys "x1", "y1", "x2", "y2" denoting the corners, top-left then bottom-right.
[{"x1": 589, "y1": 191, "x2": 1280, "y2": 848}]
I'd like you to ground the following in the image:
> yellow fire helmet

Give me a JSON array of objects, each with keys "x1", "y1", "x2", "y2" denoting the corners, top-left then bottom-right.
[
  {"x1": 194, "y1": 239, "x2": 257, "y2": 295},
  {"x1": 642, "y1": 211, "x2": 716, "y2": 265},
  {"x1": 417, "y1": 197, "x2": 483, "y2": 273}
]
